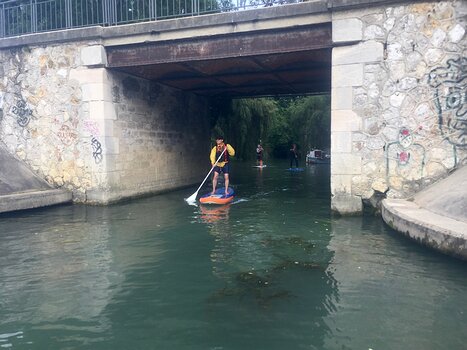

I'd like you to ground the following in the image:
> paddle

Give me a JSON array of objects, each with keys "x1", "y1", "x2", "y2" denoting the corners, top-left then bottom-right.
[{"x1": 185, "y1": 147, "x2": 226, "y2": 204}]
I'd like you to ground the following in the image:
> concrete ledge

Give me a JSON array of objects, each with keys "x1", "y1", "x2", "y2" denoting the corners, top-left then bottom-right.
[
  {"x1": 382, "y1": 199, "x2": 467, "y2": 260},
  {"x1": 331, "y1": 193, "x2": 363, "y2": 214},
  {"x1": 0, "y1": 189, "x2": 72, "y2": 214}
]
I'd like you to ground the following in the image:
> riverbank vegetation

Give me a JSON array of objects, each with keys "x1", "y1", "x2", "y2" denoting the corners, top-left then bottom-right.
[{"x1": 211, "y1": 95, "x2": 330, "y2": 160}]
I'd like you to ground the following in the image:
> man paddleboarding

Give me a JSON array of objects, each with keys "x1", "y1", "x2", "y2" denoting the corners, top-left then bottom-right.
[{"x1": 210, "y1": 136, "x2": 235, "y2": 196}]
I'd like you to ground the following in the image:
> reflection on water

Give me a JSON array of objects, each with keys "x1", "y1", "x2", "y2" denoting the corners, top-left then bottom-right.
[
  {"x1": 0, "y1": 160, "x2": 466, "y2": 349},
  {"x1": 0, "y1": 206, "x2": 116, "y2": 329},
  {"x1": 199, "y1": 204, "x2": 232, "y2": 224},
  {"x1": 325, "y1": 216, "x2": 467, "y2": 350}
]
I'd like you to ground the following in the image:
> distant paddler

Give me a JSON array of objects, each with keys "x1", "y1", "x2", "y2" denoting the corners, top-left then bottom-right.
[{"x1": 256, "y1": 143, "x2": 264, "y2": 167}]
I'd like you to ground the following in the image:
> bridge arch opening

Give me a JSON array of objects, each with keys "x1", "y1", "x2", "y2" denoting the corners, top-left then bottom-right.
[{"x1": 105, "y1": 20, "x2": 332, "y2": 171}]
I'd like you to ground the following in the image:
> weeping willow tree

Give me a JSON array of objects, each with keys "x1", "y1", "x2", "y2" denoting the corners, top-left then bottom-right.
[
  {"x1": 287, "y1": 95, "x2": 331, "y2": 153},
  {"x1": 212, "y1": 98, "x2": 277, "y2": 160},
  {"x1": 266, "y1": 98, "x2": 293, "y2": 158},
  {"x1": 264, "y1": 95, "x2": 330, "y2": 158},
  {"x1": 210, "y1": 95, "x2": 330, "y2": 160}
]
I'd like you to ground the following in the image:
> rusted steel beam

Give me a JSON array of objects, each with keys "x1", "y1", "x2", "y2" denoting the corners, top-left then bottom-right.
[{"x1": 106, "y1": 23, "x2": 332, "y2": 68}]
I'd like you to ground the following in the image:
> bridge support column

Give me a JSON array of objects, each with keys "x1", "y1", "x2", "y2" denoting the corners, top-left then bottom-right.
[
  {"x1": 70, "y1": 48, "x2": 118, "y2": 203},
  {"x1": 331, "y1": 17, "x2": 384, "y2": 214}
]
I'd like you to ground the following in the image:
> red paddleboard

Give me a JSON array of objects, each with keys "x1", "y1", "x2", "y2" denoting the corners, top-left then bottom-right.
[{"x1": 199, "y1": 187, "x2": 234, "y2": 205}]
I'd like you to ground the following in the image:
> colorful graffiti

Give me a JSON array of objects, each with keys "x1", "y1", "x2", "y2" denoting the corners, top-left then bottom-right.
[
  {"x1": 83, "y1": 120, "x2": 100, "y2": 137},
  {"x1": 428, "y1": 57, "x2": 467, "y2": 148},
  {"x1": 386, "y1": 127, "x2": 426, "y2": 183},
  {"x1": 385, "y1": 57, "x2": 466, "y2": 189}
]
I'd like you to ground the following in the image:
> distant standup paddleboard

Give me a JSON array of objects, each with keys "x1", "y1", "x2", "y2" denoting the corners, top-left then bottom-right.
[
  {"x1": 200, "y1": 187, "x2": 235, "y2": 205},
  {"x1": 286, "y1": 168, "x2": 304, "y2": 172},
  {"x1": 252, "y1": 165, "x2": 267, "y2": 168}
]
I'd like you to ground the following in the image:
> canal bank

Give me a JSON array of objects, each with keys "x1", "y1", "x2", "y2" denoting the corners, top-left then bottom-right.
[
  {"x1": 0, "y1": 143, "x2": 71, "y2": 214},
  {"x1": 382, "y1": 165, "x2": 467, "y2": 260}
]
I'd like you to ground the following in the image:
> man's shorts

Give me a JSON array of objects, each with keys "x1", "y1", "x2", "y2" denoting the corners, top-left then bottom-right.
[{"x1": 214, "y1": 163, "x2": 230, "y2": 174}]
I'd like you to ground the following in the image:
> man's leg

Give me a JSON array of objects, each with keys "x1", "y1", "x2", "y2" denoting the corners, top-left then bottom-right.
[
  {"x1": 212, "y1": 171, "x2": 219, "y2": 194},
  {"x1": 224, "y1": 174, "x2": 229, "y2": 195}
]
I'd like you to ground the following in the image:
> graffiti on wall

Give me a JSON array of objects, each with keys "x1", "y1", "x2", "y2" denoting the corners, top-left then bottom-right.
[
  {"x1": 428, "y1": 57, "x2": 467, "y2": 149},
  {"x1": 11, "y1": 99, "x2": 32, "y2": 127},
  {"x1": 84, "y1": 120, "x2": 103, "y2": 164},
  {"x1": 57, "y1": 124, "x2": 77, "y2": 146},
  {"x1": 91, "y1": 137, "x2": 103, "y2": 164},
  {"x1": 386, "y1": 127, "x2": 426, "y2": 183},
  {"x1": 385, "y1": 57, "x2": 466, "y2": 188}
]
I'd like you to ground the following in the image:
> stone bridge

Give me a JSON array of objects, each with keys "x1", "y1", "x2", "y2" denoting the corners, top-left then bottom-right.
[{"x1": 0, "y1": 0, "x2": 465, "y2": 214}]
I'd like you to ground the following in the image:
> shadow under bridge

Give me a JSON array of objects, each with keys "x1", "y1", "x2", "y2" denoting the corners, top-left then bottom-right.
[{"x1": 105, "y1": 22, "x2": 332, "y2": 98}]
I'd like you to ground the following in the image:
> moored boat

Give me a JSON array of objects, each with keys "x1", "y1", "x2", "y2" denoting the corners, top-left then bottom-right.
[{"x1": 306, "y1": 149, "x2": 330, "y2": 164}]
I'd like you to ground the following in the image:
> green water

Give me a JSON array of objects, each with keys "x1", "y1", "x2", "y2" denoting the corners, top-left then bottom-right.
[{"x1": 1, "y1": 161, "x2": 466, "y2": 350}]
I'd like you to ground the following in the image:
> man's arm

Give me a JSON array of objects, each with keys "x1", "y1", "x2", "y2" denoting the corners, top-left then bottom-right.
[
  {"x1": 210, "y1": 147, "x2": 216, "y2": 165},
  {"x1": 227, "y1": 144, "x2": 235, "y2": 157}
]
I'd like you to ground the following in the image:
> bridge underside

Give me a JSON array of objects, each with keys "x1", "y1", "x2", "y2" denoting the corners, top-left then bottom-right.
[{"x1": 106, "y1": 23, "x2": 332, "y2": 98}]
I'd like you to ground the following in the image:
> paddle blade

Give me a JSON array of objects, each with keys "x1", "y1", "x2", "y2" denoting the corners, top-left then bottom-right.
[{"x1": 185, "y1": 192, "x2": 198, "y2": 205}]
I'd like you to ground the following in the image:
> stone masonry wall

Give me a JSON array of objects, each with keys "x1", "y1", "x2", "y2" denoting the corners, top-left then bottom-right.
[
  {"x1": 97, "y1": 72, "x2": 210, "y2": 203},
  {"x1": 331, "y1": 0, "x2": 466, "y2": 214},
  {"x1": 0, "y1": 43, "x2": 210, "y2": 203},
  {"x1": 0, "y1": 44, "x2": 88, "y2": 200}
]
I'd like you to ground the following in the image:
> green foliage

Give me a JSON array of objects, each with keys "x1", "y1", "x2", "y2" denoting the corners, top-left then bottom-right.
[
  {"x1": 212, "y1": 98, "x2": 276, "y2": 160},
  {"x1": 211, "y1": 95, "x2": 330, "y2": 160},
  {"x1": 287, "y1": 95, "x2": 331, "y2": 153}
]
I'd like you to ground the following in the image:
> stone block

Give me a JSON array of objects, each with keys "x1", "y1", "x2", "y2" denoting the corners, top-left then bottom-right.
[
  {"x1": 69, "y1": 68, "x2": 110, "y2": 84},
  {"x1": 332, "y1": 132, "x2": 352, "y2": 153},
  {"x1": 82, "y1": 83, "x2": 113, "y2": 102},
  {"x1": 331, "y1": 87, "x2": 353, "y2": 110},
  {"x1": 333, "y1": 18, "x2": 363, "y2": 43},
  {"x1": 89, "y1": 101, "x2": 117, "y2": 120},
  {"x1": 91, "y1": 119, "x2": 115, "y2": 137},
  {"x1": 331, "y1": 194, "x2": 363, "y2": 215},
  {"x1": 333, "y1": 41, "x2": 384, "y2": 65},
  {"x1": 101, "y1": 154, "x2": 120, "y2": 172},
  {"x1": 332, "y1": 64, "x2": 363, "y2": 87},
  {"x1": 448, "y1": 24, "x2": 465, "y2": 43},
  {"x1": 102, "y1": 136, "x2": 119, "y2": 155},
  {"x1": 332, "y1": 110, "x2": 361, "y2": 131},
  {"x1": 371, "y1": 178, "x2": 388, "y2": 193},
  {"x1": 86, "y1": 189, "x2": 114, "y2": 204},
  {"x1": 81, "y1": 45, "x2": 108, "y2": 67},
  {"x1": 387, "y1": 42, "x2": 403, "y2": 60},
  {"x1": 331, "y1": 174, "x2": 352, "y2": 194},
  {"x1": 331, "y1": 152, "x2": 362, "y2": 175},
  {"x1": 104, "y1": 171, "x2": 122, "y2": 188}
]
